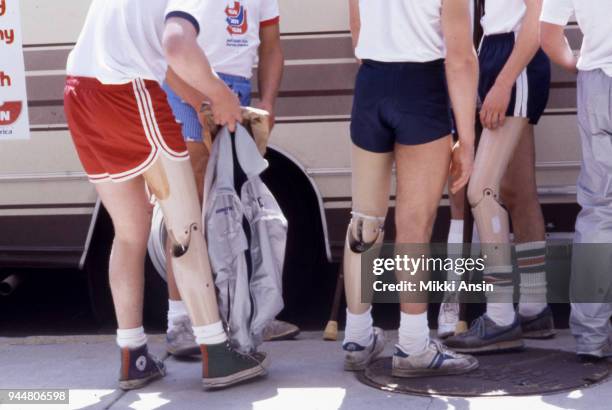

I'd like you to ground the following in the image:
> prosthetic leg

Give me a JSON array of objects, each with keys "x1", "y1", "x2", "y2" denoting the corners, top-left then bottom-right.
[
  {"x1": 144, "y1": 155, "x2": 220, "y2": 326},
  {"x1": 344, "y1": 212, "x2": 386, "y2": 313},
  {"x1": 445, "y1": 118, "x2": 526, "y2": 352},
  {"x1": 467, "y1": 118, "x2": 525, "y2": 280}
]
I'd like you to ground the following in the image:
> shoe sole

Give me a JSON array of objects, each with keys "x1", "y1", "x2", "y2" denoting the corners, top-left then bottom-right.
[
  {"x1": 344, "y1": 339, "x2": 385, "y2": 372},
  {"x1": 450, "y1": 339, "x2": 525, "y2": 354},
  {"x1": 522, "y1": 329, "x2": 557, "y2": 339},
  {"x1": 202, "y1": 355, "x2": 269, "y2": 389},
  {"x1": 391, "y1": 359, "x2": 479, "y2": 378},
  {"x1": 167, "y1": 345, "x2": 201, "y2": 357},
  {"x1": 119, "y1": 369, "x2": 166, "y2": 391},
  {"x1": 263, "y1": 328, "x2": 301, "y2": 342}
]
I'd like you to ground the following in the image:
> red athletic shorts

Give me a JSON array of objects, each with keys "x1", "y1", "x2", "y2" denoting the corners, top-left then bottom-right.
[{"x1": 64, "y1": 76, "x2": 188, "y2": 183}]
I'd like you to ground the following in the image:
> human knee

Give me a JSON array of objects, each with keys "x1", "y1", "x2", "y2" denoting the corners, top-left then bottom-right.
[
  {"x1": 346, "y1": 211, "x2": 385, "y2": 253},
  {"x1": 500, "y1": 182, "x2": 536, "y2": 214},
  {"x1": 113, "y1": 205, "x2": 153, "y2": 245},
  {"x1": 395, "y1": 210, "x2": 434, "y2": 243}
]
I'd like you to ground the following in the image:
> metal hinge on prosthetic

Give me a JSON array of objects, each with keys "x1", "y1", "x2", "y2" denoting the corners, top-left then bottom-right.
[
  {"x1": 348, "y1": 212, "x2": 385, "y2": 254},
  {"x1": 168, "y1": 223, "x2": 199, "y2": 258}
]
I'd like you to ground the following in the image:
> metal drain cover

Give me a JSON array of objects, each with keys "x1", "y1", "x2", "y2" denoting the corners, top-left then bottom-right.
[{"x1": 358, "y1": 348, "x2": 610, "y2": 397}]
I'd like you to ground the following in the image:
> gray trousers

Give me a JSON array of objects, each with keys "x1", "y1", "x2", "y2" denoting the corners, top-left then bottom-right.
[{"x1": 570, "y1": 69, "x2": 612, "y2": 355}]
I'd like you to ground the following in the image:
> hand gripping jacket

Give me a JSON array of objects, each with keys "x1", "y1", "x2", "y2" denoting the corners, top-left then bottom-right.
[{"x1": 203, "y1": 124, "x2": 287, "y2": 353}]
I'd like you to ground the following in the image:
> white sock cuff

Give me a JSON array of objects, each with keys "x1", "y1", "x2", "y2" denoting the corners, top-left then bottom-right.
[
  {"x1": 398, "y1": 311, "x2": 429, "y2": 354},
  {"x1": 483, "y1": 265, "x2": 514, "y2": 275},
  {"x1": 116, "y1": 326, "x2": 147, "y2": 349},
  {"x1": 346, "y1": 306, "x2": 372, "y2": 321},
  {"x1": 516, "y1": 241, "x2": 546, "y2": 253},
  {"x1": 193, "y1": 321, "x2": 228, "y2": 345}
]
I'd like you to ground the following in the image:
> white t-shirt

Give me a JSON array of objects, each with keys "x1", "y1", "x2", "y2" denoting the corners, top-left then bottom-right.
[
  {"x1": 198, "y1": 0, "x2": 280, "y2": 79},
  {"x1": 541, "y1": 0, "x2": 612, "y2": 76},
  {"x1": 355, "y1": 0, "x2": 446, "y2": 63},
  {"x1": 481, "y1": 0, "x2": 526, "y2": 35},
  {"x1": 67, "y1": 0, "x2": 207, "y2": 84}
]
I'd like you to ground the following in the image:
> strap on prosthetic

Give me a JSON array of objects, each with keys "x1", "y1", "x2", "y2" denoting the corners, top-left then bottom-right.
[{"x1": 348, "y1": 212, "x2": 385, "y2": 254}]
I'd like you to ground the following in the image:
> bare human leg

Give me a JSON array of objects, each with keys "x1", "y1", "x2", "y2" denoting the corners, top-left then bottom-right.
[{"x1": 501, "y1": 124, "x2": 551, "y2": 326}]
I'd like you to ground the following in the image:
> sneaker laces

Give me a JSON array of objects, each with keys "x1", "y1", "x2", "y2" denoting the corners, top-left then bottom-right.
[
  {"x1": 226, "y1": 342, "x2": 265, "y2": 369},
  {"x1": 465, "y1": 315, "x2": 487, "y2": 338},
  {"x1": 430, "y1": 339, "x2": 461, "y2": 358}
]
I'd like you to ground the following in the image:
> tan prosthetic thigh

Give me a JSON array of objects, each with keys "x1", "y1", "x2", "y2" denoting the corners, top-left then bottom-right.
[
  {"x1": 344, "y1": 145, "x2": 393, "y2": 314},
  {"x1": 144, "y1": 155, "x2": 220, "y2": 326},
  {"x1": 468, "y1": 117, "x2": 526, "y2": 270}
]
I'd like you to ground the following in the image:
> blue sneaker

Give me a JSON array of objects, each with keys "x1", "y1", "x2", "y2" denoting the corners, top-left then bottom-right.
[
  {"x1": 519, "y1": 306, "x2": 556, "y2": 339},
  {"x1": 343, "y1": 327, "x2": 385, "y2": 371},
  {"x1": 444, "y1": 314, "x2": 524, "y2": 353},
  {"x1": 119, "y1": 344, "x2": 166, "y2": 390}
]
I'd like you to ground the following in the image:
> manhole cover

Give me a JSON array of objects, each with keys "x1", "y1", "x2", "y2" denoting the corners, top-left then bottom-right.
[{"x1": 358, "y1": 348, "x2": 610, "y2": 397}]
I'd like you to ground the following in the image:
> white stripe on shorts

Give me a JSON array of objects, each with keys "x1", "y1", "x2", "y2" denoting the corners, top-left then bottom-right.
[
  {"x1": 514, "y1": 69, "x2": 527, "y2": 117},
  {"x1": 135, "y1": 79, "x2": 188, "y2": 160}
]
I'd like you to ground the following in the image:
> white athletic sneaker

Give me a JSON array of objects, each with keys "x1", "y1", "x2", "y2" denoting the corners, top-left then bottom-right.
[
  {"x1": 437, "y1": 302, "x2": 460, "y2": 339},
  {"x1": 343, "y1": 327, "x2": 385, "y2": 371},
  {"x1": 392, "y1": 340, "x2": 479, "y2": 378},
  {"x1": 166, "y1": 316, "x2": 200, "y2": 357}
]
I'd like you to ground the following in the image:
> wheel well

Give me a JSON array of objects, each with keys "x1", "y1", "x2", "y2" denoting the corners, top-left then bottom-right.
[{"x1": 262, "y1": 148, "x2": 336, "y2": 327}]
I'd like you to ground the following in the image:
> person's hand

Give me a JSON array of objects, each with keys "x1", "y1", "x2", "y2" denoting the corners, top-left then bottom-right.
[
  {"x1": 208, "y1": 80, "x2": 242, "y2": 132},
  {"x1": 450, "y1": 140, "x2": 474, "y2": 194},
  {"x1": 255, "y1": 100, "x2": 276, "y2": 130},
  {"x1": 480, "y1": 82, "x2": 512, "y2": 130}
]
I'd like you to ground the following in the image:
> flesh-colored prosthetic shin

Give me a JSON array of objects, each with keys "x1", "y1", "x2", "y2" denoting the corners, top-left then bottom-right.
[
  {"x1": 144, "y1": 156, "x2": 220, "y2": 326},
  {"x1": 469, "y1": 118, "x2": 526, "y2": 271},
  {"x1": 344, "y1": 212, "x2": 385, "y2": 314}
]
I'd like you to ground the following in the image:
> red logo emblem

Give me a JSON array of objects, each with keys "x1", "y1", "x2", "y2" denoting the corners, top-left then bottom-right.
[
  {"x1": 225, "y1": 1, "x2": 248, "y2": 35},
  {"x1": 0, "y1": 101, "x2": 23, "y2": 126}
]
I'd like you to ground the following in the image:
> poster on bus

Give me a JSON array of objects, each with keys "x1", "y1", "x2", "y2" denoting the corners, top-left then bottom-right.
[{"x1": 0, "y1": 0, "x2": 30, "y2": 140}]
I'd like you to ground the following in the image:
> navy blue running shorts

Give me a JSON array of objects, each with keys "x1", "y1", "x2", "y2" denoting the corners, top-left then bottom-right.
[
  {"x1": 350, "y1": 59, "x2": 453, "y2": 153},
  {"x1": 479, "y1": 33, "x2": 551, "y2": 125}
]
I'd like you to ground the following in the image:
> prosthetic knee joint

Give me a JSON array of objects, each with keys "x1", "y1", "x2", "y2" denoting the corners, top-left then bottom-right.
[
  {"x1": 470, "y1": 187, "x2": 509, "y2": 238},
  {"x1": 347, "y1": 212, "x2": 385, "y2": 254}
]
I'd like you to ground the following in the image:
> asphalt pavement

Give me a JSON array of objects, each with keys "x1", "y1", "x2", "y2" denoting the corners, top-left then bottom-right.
[{"x1": 0, "y1": 330, "x2": 610, "y2": 410}]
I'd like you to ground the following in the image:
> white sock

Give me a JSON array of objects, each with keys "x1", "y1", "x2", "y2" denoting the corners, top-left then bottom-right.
[
  {"x1": 193, "y1": 321, "x2": 228, "y2": 345},
  {"x1": 344, "y1": 307, "x2": 373, "y2": 346},
  {"x1": 398, "y1": 312, "x2": 429, "y2": 354},
  {"x1": 167, "y1": 299, "x2": 188, "y2": 331},
  {"x1": 448, "y1": 219, "x2": 464, "y2": 244},
  {"x1": 117, "y1": 326, "x2": 147, "y2": 349},
  {"x1": 486, "y1": 303, "x2": 516, "y2": 326},
  {"x1": 519, "y1": 303, "x2": 547, "y2": 317},
  {"x1": 516, "y1": 241, "x2": 548, "y2": 317}
]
